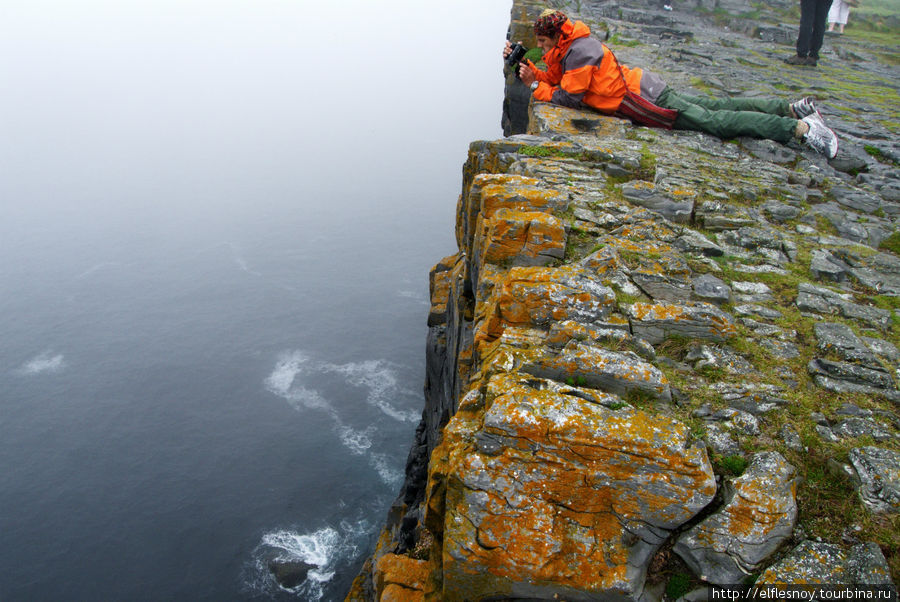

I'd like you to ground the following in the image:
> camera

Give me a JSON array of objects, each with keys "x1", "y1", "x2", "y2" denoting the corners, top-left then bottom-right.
[{"x1": 505, "y1": 42, "x2": 527, "y2": 79}]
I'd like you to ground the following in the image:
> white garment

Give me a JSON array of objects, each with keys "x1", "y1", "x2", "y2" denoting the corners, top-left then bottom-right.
[{"x1": 828, "y1": 0, "x2": 850, "y2": 25}]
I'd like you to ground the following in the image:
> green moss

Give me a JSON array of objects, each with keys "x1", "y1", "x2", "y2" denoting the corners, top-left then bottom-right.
[
  {"x1": 719, "y1": 455, "x2": 749, "y2": 476},
  {"x1": 665, "y1": 573, "x2": 692, "y2": 599},
  {"x1": 878, "y1": 231, "x2": 900, "y2": 254},
  {"x1": 607, "y1": 33, "x2": 641, "y2": 47},
  {"x1": 522, "y1": 47, "x2": 544, "y2": 65},
  {"x1": 872, "y1": 295, "x2": 900, "y2": 311}
]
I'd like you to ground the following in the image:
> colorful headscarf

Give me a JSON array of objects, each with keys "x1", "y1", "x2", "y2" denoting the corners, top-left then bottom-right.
[{"x1": 533, "y1": 10, "x2": 567, "y2": 37}]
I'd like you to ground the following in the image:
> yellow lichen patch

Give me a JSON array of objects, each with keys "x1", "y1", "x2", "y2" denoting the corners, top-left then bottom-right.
[
  {"x1": 375, "y1": 554, "x2": 432, "y2": 601},
  {"x1": 604, "y1": 235, "x2": 675, "y2": 257},
  {"x1": 627, "y1": 301, "x2": 737, "y2": 340},
  {"x1": 473, "y1": 266, "x2": 615, "y2": 349},
  {"x1": 476, "y1": 209, "x2": 566, "y2": 265},
  {"x1": 437, "y1": 372, "x2": 715, "y2": 599},
  {"x1": 529, "y1": 102, "x2": 626, "y2": 139},
  {"x1": 460, "y1": 173, "x2": 569, "y2": 257},
  {"x1": 428, "y1": 258, "x2": 458, "y2": 327}
]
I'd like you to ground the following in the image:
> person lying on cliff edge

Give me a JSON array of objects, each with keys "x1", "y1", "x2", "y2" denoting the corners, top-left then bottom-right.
[{"x1": 503, "y1": 9, "x2": 839, "y2": 159}]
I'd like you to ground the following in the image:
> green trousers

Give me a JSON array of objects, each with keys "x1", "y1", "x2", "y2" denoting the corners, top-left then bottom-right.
[{"x1": 655, "y1": 87, "x2": 798, "y2": 143}]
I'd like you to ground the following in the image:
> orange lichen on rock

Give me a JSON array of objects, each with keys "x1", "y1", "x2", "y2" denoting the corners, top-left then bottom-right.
[
  {"x1": 475, "y1": 209, "x2": 566, "y2": 267},
  {"x1": 428, "y1": 254, "x2": 461, "y2": 327},
  {"x1": 433, "y1": 372, "x2": 716, "y2": 600},
  {"x1": 374, "y1": 554, "x2": 432, "y2": 602},
  {"x1": 473, "y1": 266, "x2": 616, "y2": 350},
  {"x1": 459, "y1": 173, "x2": 569, "y2": 256},
  {"x1": 529, "y1": 102, "x2": 627, "y2": 139},
  {"x1": 627, "y1": 301, "x2": 738, "y2": 344},
  {"x1": 675, "y1": 452, "x2": 798, "y2": 584}
]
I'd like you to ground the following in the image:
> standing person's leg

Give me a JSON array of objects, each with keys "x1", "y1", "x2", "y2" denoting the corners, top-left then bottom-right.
[
  {"x1": 810, "y1": 0, "x2": 835, "y2": 60},
  {"x1": 796, "y1": 0, "x2": 818, "y2": 57},
  {"x1": 827, "y1": 0, "x2": 841, "y2": 31},
  {"x1": 656, "y1": 89, "x2": 797, "y2": 142}
]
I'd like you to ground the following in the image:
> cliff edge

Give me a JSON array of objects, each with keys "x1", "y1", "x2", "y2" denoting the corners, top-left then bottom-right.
[{"x1": 348, "y1": 0, "x2": 899, "y2": 599}]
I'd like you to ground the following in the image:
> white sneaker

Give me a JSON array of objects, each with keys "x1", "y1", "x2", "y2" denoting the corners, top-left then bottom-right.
[
  {"x1": 802, "y1": 114, "x2": 838, "y2": 159},
  {"x1": 790, "y1": 96, "x2": 820, "y2": 119}
]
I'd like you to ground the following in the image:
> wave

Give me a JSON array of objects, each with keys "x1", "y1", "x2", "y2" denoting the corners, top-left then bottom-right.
[
  {"x1": 15, "y1": 351, "x2": 66, "y2": 376},
  {"x1": 323, "y1": 359, "x2": 420, "y2": 423},
  {"x1": 263, "y1": 351, "x2": 332, "y2": 414},
  {"x1": 248, "y1": 519, "x2": 372, "y2": 600},
  {"x1": 369, "y1": 453, "x2": 404, "y2": 487},
  {"x1": 264, "y1": 350, "x2": 417, "y2": 486}
]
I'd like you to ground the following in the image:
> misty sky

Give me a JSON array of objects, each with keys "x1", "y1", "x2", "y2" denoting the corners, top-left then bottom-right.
[{"x1": 0, "y1": 1, "x2": 512, "y2": 227}]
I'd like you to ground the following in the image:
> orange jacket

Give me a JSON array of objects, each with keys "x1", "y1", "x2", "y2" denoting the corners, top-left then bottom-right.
[{"x1": 530, "y1": 19, "x2": 643, "y2": 114}]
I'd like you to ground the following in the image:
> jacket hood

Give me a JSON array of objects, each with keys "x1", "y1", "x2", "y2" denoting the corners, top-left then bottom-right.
[{"x1": 543, "y1": 19, "x2": 591, "y2": 62}]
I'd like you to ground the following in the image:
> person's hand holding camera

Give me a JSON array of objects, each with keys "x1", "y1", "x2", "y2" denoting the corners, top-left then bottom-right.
[{"x1": 518, "y1": 62, "x2": 536, "y2": 86}]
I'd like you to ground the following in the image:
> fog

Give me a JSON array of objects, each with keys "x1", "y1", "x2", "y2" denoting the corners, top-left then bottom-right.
[
  {"x1": 0, "y1": 1, "x2": 510, "y2": 224},
  {"x1": 0, "y1": 1, "x2": 512, "y2": 599}
]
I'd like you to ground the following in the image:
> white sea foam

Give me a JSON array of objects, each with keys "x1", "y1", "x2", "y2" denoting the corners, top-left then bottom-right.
[
  {"x1": 337, "y1": 426, "x2": 375, "y2": 455},
  {"x1": 325, "y1": 359, "x2": 419, "y2": 423},
  {"x1": 16, "y1": 351, "x2": 66, "y2": 376},
  {"x1": 76, "y1": 261, "x2": 122, "y2": 279},
  {"x1": 252, "y1": 519, "x2": 372, "y2": 599},
  {"x1": 398, "y1": 290, "x2": 428, "y2": 302},
  {"x1": 264, "y1": 351, "x2": 331, "y2": 412},
  {"x1": 370, "y1": 453, "x2": 404, "y2": 486}
]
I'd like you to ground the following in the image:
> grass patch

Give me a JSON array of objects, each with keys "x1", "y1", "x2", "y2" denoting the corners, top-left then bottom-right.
[
  {"x1": 518, "y1": 145, "x2": 580, "y2": 159},
  {"x1": 878, "y1": 231, "x2": 900, "y2": 254},
  {"x1": 718, "y1": 454, "x2": 750, "y2": 476},
  {"x1": 863, "y1": 145, "x2": 896, "y2": 165}
]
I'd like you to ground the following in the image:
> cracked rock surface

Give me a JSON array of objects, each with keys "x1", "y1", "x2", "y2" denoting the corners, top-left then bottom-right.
[{"x1": 349, "y1": 0, "x2": 900, "y2": 599}]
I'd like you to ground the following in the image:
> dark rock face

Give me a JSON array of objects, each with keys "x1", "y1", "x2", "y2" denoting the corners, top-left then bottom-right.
[{"x1": 268, "y1": 559, "x2": 314, "y2": 589}]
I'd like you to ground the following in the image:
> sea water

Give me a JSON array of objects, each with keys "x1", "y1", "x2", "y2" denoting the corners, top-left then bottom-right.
[{"x1": 0, "y1": 2, "x2": 509, "y2": 599}]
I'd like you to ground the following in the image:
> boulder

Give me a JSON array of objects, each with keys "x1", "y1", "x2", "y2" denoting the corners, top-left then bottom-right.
[
  {"x1": 475, "y1": 266, "x2": 616, "y2": 346},
  {"x1": 434, "y1": 373, "x2": 716, "y2": 601},
  {"x1": 692, "y1": 274, "x2": 732, "y2": 305},
  {"x1": 268, "y1": 558, "x2": 315, "y2": 589},
  {"x1": 373, "y1": 553, "x2": 430, "y2": 601},
  {"x1": 620, "y1": 181, "x2": 693, "y2": 223},
  {"x1": 849, "y1": 447, "x2": 900, "y2": 513},
  {"x1": 523, "y1": 340, "x2": 672, "y2": 402},
  {"x1": 796, "y1": 283, "x2": 892, "y2": 331},
  {"x1": 758, "y1": 540, "x2": 894, "y2": 585},
  {"x1": 814, "y1": 322, "x2": 881, "y2": 366},
  {"x1": 808, "y1": 358, "x2": 897, "y2": 399},
  {"x1": 474, "y1": 208, "x2": 567, "y2": 267},
  {"x1": 674, "y1": 452, "x2": 797, "y2": 584}
]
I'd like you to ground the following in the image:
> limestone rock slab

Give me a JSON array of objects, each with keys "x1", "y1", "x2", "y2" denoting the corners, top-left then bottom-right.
[
  {"x1": 849, "y1": 446, "x2": 900, "y2": 514},
  {"x1": 475, "y1": 266, "x2": 616, "y2": 346},
  {"x1": 523, "y1": 340, "x2": 672, "y2": 402},
  {"x1": 758, "y1": 540, "x2": 894, "y2": 585},
  {"x1": 436, "y1": 373, "x2": 716, "y2": 600},
  {"x1": 675, "y1": 452, "x2": 797, "y2": 584},
  {"x1": 626, "y1": 301, "x2": 737, "y2": 345}
]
